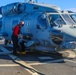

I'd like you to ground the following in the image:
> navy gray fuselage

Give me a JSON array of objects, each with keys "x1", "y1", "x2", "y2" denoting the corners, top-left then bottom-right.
[{"x1": 0, "y1": 2, "x2": 76, "y2": 52}]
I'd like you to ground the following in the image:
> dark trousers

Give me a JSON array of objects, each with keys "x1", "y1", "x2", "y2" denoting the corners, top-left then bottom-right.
[
  {"x1": 19, "y1": 41, "x2": 25, "y2": 52},
  {"x1": 11, "y1": 35, "x2": 19, "y2": 54}
]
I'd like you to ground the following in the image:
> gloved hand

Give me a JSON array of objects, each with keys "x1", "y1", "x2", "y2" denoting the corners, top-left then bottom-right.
[{"x1": 18, "y1": 34, "x2": 23, "y2": 39}]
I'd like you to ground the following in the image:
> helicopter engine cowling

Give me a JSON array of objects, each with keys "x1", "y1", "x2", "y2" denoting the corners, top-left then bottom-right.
[{"x1": 0, "y1": 2, "x2": 25, "y2": 16}]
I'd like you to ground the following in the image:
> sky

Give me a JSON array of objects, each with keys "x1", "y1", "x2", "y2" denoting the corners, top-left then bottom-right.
[{"x1": 0, "y1": 0, "x2": 76, "y2": 17}]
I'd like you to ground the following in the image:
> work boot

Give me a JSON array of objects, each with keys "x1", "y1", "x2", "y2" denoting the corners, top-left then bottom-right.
[
  {"x1": 12, "y1": 51, "x2": 20, "y2": 56},
  {"x1": 21, "y1": 51, "x2": 26, "y2": 55}
]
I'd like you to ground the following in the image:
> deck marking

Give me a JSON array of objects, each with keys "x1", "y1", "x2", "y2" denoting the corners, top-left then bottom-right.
[
  {"x1": 0, "y1": 64, "x2": 19, "y2": 67},
  {"x1": 1, "y1": 45, "x2": 76, "y2": 74},
  {"x1": 0, "y1": 45, "x2": 42, "y2": 75}
]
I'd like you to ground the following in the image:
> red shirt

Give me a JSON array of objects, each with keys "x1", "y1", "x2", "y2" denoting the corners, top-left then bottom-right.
[{"x1": 13, "y1": 25, "x2": 21, "y2": 36}]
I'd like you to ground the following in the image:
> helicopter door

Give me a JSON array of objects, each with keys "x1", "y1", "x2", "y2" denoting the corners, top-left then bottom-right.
[{"x1": 3, "y1": 17, "x2": 12, "y2": 39}]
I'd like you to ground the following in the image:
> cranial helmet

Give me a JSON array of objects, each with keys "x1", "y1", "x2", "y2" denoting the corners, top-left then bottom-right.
[{"x1": 20, "y1": 21, "x2": 24, "y2": 26}]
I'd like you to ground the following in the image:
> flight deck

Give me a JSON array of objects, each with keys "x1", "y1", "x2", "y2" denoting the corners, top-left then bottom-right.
[
  {"x1": 0, "y1": 0, "x2": 76, "y2": 75},
  {"x1": 0, "y1": 43, "x2": 76, "y2": 75}
]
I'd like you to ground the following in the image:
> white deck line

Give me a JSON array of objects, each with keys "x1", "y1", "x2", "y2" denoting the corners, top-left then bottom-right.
[
  {"x1": 0, "y1": 45, "x2": 76, "y2": 75},
  {"x1": 0, "y1": 45, "x2": 40, "y2": 75},
  {"x1": 0, "y1": 64, "x2": 19, "y2": 67}
]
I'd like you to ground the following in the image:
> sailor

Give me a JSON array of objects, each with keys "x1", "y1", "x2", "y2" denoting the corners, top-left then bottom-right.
[{"x1": 11, "y1": 21, "x2": 25, "y2": 55}]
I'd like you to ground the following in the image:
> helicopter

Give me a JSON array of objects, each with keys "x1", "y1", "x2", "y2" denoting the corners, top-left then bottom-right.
[{"x1": 0, "y1": 0, "x2": 76, "y2": 54}]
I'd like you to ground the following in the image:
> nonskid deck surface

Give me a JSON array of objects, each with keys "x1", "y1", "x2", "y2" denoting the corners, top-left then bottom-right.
[{"x1": 0, "y1": 44, "x2": 76, "y2": 75}]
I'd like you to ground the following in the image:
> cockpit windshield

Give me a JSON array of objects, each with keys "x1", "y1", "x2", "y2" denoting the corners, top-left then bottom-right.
[
  {"x1": 49, "y1": 14, "x2": 66, "y2": 27},
  {"x1": 70, "y1": 14, "x2": 76, "y2": 23},
  {"x1": 62, "y1": 14, "x2": 75, "y2": 25}
]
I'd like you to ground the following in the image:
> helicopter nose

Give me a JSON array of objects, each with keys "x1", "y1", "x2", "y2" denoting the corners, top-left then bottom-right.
[
  {"x1": 53, "y1": 26, "x2": 76, "y2": 42},
  {"x1": 59, "y1": 27, "x2": 76, "y2": 49},
  {"x1": 51, "y1": 27, "x2": 76, "y2": 48},
  {"x1": 62, "y1": 27, "x2": 76, "y2": 40}
]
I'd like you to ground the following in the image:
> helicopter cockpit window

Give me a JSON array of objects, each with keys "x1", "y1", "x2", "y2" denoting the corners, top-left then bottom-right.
[
  {"x1": 70, "y1": 14, "x2": 76, "y2": 23},
  {"x1": 37, "y1": 14, "x2": 47, "y2": 30},
  {"x1": 49, "y1": 14, "x2": 66, "y2": 27},
  {"x1": 62, "y1": 14, "x2": 75, "y2": 25}
]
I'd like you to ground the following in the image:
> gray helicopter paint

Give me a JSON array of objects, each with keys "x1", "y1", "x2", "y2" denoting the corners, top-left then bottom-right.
[{"x1": 0, "y1": 2, "x2": 76, "y2": 51}]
